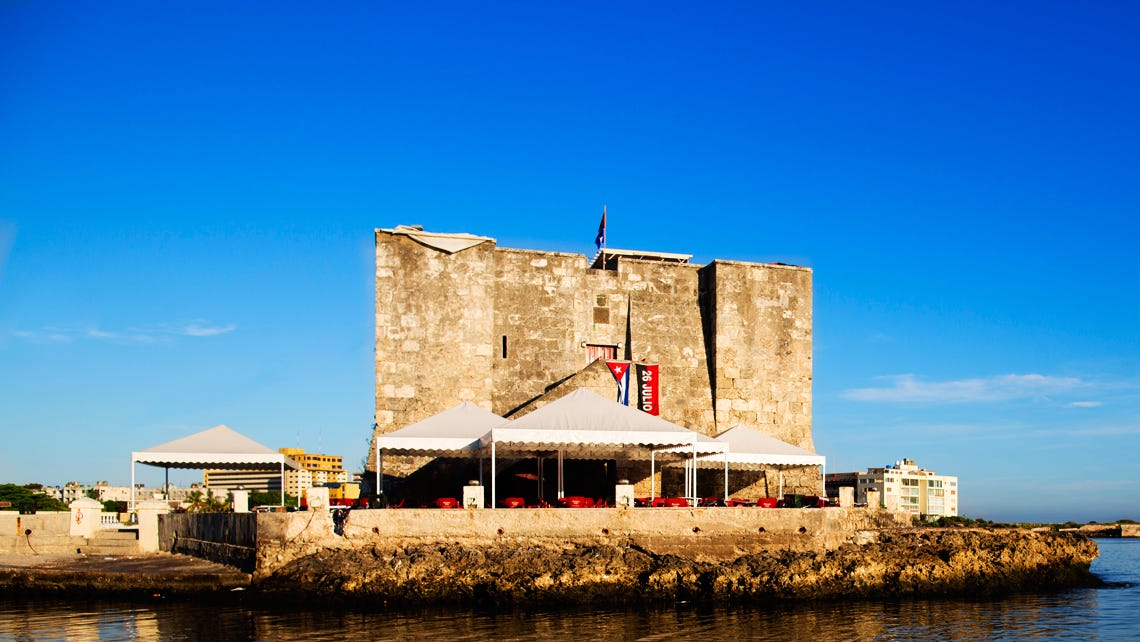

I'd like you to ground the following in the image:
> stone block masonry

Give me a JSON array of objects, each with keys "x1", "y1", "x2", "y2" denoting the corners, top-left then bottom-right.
[{"x1": 372, "y1": 227, "x2": 815, "y2": 487}]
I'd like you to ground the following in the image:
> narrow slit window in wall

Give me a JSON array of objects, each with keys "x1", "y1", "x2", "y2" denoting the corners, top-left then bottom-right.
[{"x1": 501, "y1": 336, "x2": 507, "y2": 359}]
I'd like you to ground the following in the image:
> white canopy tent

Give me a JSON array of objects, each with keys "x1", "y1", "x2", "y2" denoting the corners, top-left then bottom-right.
[
  {"x1": 694, "y1": 424, "x2": 826, "y2": 498},
  {"x1": 130, "y1": 424, "x2": 296, "y2": 508},
  {"x1": 373, "y1": 401, "x2": 505, "y2": 494},
  {"x1": 480, "y1": 388, "x2": 717, "y2": 506}
]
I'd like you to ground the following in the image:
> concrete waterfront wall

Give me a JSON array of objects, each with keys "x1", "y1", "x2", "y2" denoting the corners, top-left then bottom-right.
[
  {"x1": 253, "y1": 507, "x2": 911, "y2": 577},
  {"x1": 0, "y1": 511, "x2": 139, "y2": 556},
  {"x1": 0, "y1": 512, "x2": 77, "y2": 554},
  {"x1": 160, "y1": 513, "x2": 258, "y2": 572}
]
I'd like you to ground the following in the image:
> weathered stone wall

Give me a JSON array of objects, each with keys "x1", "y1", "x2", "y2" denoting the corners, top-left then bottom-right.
[
  {"x1": 708, "y1": 260, "x2": 813, "y2": 449},
  {"x1": 374, "y1": 233, "x2": 498, "y2": 432},
  {"x1": 626, "y1": 260, "x2": 713, "y2": 431},
  {"x1": 492, "y1": 248, "x2": 602, "y2": 415}
]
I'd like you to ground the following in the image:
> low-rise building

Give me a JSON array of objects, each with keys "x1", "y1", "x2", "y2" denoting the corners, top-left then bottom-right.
[
  {"x1": 826, "y1": 458, "x2": 958, "y2": 517},
  {"x1": 279, "y1": 448, "x2": 349, "y2": 498},
  {"x1": 202, "y1": 448, "x2": 348, "y2": 498}
]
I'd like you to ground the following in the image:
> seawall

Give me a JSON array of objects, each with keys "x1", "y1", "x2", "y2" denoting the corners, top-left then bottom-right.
[{"x1": 241, "y1": 507, "x2": 1099, "y2": 606}]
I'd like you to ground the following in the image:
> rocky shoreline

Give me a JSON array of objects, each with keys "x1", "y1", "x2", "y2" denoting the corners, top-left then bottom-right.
[
  {"x1": 257, "y1": 528, "x2": 1101, "y2": 607},
  {"x1": 0, "y1": 528, "x2": 1101, "y2": 607}
]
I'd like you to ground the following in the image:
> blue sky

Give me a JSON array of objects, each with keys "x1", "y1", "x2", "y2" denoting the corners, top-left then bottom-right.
[{"x1": 2, "y1": 2, "x2": 1138, "y2": 523}]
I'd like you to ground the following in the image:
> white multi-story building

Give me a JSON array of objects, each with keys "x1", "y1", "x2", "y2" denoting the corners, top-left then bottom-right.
[
  {"x1": 202, "y1": 448, "x2": 348, "y2": 498},
  {"x1": 826, "y1": 458, "x2": 958, "y2": 517}
]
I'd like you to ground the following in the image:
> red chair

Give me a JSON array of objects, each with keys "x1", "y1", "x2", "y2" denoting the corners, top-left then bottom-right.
[
  {"x1": 501, "y1": 497, "x2": 526, "y2": 508},
  {"x1": 756, "y1": 497, "x2": 778, "y2": 508},
  {"x1": 560, "y1": 496, "x2": 592, "y2": 508},
  {"x1": 435, "y1": 497, "x2": 458, "y2": 509}
]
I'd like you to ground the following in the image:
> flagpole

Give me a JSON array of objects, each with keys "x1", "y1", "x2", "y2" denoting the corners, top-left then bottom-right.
[{"x1": 601, "y1": 204, "x2": 607, "y2": 269}]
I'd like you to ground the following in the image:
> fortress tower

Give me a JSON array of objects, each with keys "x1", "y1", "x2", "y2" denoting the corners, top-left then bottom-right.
[{"x1": 369, "y1": 225, "x2": 814, "y2": 496}]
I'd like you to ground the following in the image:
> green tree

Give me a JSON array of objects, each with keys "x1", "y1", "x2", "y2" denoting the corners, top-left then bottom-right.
[
  {"x1": 248, "y1": 490, "x2": 298, "y2": 508},
  {"x1": 0, "y1": 484, "x2": 67, "y2": 512},
  {"x1": 102, "y1": 500, "x2": 128, "y2": 513}
]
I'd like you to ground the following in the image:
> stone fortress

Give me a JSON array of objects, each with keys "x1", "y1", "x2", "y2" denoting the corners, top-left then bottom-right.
[{"x1": 369, "y1": 225, "x2": 817, "y2": 499}]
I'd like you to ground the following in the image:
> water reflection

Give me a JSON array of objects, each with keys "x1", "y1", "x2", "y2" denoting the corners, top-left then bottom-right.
[{"x1": 0, "y1": 592, "x2": 1128, "y2": 642}]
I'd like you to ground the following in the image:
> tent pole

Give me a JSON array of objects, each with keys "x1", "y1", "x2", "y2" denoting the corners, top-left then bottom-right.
[
  {"x1": 490, "y1": 442, "x2": 497, "y2": 510},
  {"x1": 558, "y1": 449, "x2": 564, "y2": 499},
  {"x1": 379, "y1": 451, "x2": 384, "y2": 496},
  {"x1": 280, "y1": 460, "x2": 285, "y2": 507},
  {"x1": 723, "y1": 451, "x2": 728, "y2": 501},
  {"x1": 692, "y1": 442, "x2": 697, "y2": 503},
  {"x1": 164, "y1": 466, "x2": 170, "y2": 501},
  {"x1": 537, "y1": 456, "x2": 544, "y2": 502},
  {"x1": 478, "y1": 453, "x2": 483, "y2": 487},
  {"x1": 778, "y1": 469, "x2": 784, "y2": 500},
  {"x1": 130, "y1": 458, "x2": 136, "y2": 513},
  {"x1": 650, "y1": 451, "x2": 656, "y2": 502}
]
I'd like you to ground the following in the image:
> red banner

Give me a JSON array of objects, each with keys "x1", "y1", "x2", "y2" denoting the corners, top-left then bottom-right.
[{"x1": 635, "y1": 364, "x2": 660, "y2": 415}]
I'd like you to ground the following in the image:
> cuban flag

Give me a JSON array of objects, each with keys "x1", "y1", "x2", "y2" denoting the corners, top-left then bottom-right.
[
  {"x1": 594, "y1": 205, "x2": 606, "y2": 250},
  {"x1": 606, "y1": 360, "x2": 630, "y2": 405}
]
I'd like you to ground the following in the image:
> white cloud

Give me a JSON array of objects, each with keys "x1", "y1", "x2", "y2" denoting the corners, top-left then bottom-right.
[
  {"x1": 10, "y1": 329, "x2": 73, "y2": 344},
  {"x1": 9, "y1": 320, "x2": 236, "y2": 344},
  {"x1": 175, "y1": 321, "x2": 236, "y2": 337},
  {"x1": 1066, "y1": 401, "x2": 1103, "y2": 408},
  {"x1": 841, "y1": 373, "x2": 1087, "y2": 403}
]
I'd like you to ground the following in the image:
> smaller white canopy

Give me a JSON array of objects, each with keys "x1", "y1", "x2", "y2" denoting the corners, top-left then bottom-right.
[
  {"x1": 132, "y1": 424, "x2": 295, "y2": 469},
  {"x1": 377, "y1": 402, "x2": 504, "y2": 455},
  {"x1": 130, "y1": 424, "x2": 294, "y2": 508},
  {"x1": 482, "y1": 388, "x2": 700, "y2": 453},
  {"x1": 695, "y1": 424, "x2": 825, "y2": 469}
]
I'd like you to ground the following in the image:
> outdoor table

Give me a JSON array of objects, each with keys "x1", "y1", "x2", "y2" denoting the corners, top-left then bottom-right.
[
  {"x1": 756, "y1": 497, "x2": 778, "y2": 508},
  {"x1": 501, "y1": 497, "x2": 526, "y2": 508},
  {"x1": 435, "y1": 497, "x2": 458, "y2": 509}
]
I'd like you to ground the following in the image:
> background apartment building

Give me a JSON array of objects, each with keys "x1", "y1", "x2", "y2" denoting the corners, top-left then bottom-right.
[
  {"x1": 826, "y1": 458, "x2": 958, "y2": 517},
  {"x1": 203, "y1": 448, "x2": 347, "y2": 498}
]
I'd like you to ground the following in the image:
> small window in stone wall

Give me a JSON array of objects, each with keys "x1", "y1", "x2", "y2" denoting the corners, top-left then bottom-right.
[
  {"x1": 586, "y1": 344, "x2": 617, "y2": 362},
  {"x1": 593, "y1": 307, "x2": 610, "y2": 324},
  {"x1": 501, "y1": 336, "x2": 507, "y2": 359}
]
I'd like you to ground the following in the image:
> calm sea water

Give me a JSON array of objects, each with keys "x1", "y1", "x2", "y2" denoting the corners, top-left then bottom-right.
[{"x1": 2, "y1": 539, "x2": 1138, "y2": 641}]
